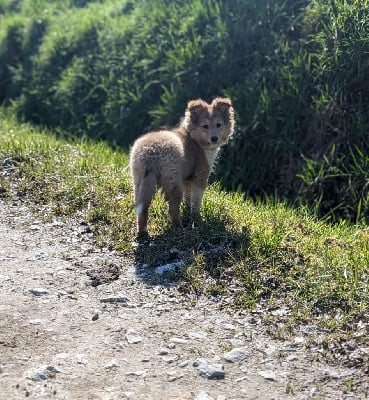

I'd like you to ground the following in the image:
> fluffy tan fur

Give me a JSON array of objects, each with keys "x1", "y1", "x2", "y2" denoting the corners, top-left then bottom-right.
[{"x1": 129, "y1": 97, "x2": 234, "y2": 236}]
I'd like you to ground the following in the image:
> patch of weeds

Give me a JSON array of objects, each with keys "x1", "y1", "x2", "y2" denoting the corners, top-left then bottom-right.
[{"x1": 344, "y1": 378, "x2": 356, "y2": 393}]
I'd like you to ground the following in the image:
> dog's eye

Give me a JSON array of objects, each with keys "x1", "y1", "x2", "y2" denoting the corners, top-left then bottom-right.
[
  {"x1": 202, "y1": 124, "x2": 209, "y2": 129},
  {"x1": 216, "y1": 122, "x2": 222, "y2": 128}
]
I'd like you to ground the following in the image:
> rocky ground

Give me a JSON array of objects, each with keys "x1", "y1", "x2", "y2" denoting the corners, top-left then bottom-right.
[{"x1": 1, "y1": 200, "x2": 368, "y2": 400}]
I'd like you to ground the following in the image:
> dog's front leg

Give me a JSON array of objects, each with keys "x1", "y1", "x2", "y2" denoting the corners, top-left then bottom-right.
[{"x1": 191, "y1": 184, "x2": 206, "y2": 214}]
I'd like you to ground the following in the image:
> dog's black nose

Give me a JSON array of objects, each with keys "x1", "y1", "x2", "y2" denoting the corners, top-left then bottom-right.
[{"x1": 211, "y1": 136, "x2": 218, "y2": 143}]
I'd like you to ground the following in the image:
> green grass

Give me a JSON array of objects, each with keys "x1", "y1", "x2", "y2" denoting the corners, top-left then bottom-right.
[
  {"x1": 1, "y1": 0, "x2": 369, "y2": 222},
  {"x1": 1, "y1": 112, "x2": 368, "y2": 342}
]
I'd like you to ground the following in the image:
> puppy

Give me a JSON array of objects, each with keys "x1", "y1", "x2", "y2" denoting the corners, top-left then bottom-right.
[{"x1": 129, "y1": 97, "x2": 234, "y2": 236}]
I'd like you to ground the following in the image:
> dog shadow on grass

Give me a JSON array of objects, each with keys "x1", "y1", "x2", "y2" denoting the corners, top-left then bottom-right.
[{"x1": 133, "y1": 213, "x2": 251, "y2": 292}]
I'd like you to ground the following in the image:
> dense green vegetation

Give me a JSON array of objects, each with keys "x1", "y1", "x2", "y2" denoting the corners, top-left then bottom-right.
[
  {"x1": 0, "y1": 0, "x2": 369, "y2": 221},
  {"x1": 1, "y1": 113, "x2": 368, "y2": 342}
]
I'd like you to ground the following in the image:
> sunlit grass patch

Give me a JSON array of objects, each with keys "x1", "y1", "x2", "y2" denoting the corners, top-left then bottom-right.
[{"x1": 0, "y1": 113, "x2": 368, "y2": 337}]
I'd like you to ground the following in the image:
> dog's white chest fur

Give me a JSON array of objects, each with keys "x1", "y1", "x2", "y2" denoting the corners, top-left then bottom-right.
[{"x1": 204, "y1": 149, "x2": 219, "y2": 170}]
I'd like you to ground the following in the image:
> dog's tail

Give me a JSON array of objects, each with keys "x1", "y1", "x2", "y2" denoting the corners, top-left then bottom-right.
[{"x1": 134, "y1": 168, "x2": 157, "y2": 216}]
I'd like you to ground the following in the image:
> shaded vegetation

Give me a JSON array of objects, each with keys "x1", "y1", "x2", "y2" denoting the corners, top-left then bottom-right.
[{"x1": 0, "y1": 0, "x2": 369, "y2": 222}]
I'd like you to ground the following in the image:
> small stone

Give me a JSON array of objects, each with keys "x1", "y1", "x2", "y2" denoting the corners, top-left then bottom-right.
[
  {"x1": 194, "y1": 358, "x2": 225, "y2": 380},
  {"x1": 258, "y1": 370, "x2": 277, "y2": 381},
  {"x1": 92, "y1": 313, "x2": 99, "y2": 321},
  {"x1": 322, "y1": 367, "x2": 340, "y2": 379},
  {"x1": 294, "y1": 336, "x2": 304, "y2": 344},
  {"x1": 123, "y1": 391, "x2": 135, "y2": 399},
  {"x1": 76, "y1": 354, "x2": 88, "y2": 365},
  {"x1": 100, "y1": 295, "x2": 129, "y2": 304},
  {"x1": 178, "y1": 360, "x2": 190, "y2": 368},
  {"x1": 167, "y1": 371, "x2": 184, "y2": 382},
  {"x1": 223, "y1": 323, "x2": 236, "y2": 331},
  {"x1": 126, "y1": 329, "x2": 143, "y2": 344},
  {"x1": 226, "y1": 338, "x2": 244, "y2": 347},
  {"x1": 29, "y1": 288, "x2": 48, "y2": 296},
  {"x1": 51, "y1": 220, "x2": 65, "y2": 227},
  {"x1": 158, "y1": 348, "x2": 169, "y2": 355},
  {"x1": 0, "y1": 275, "x2": 10, "y2": 283},
  {"x1": 224, "y1": 348, "x2": 248, "y2": 363},
  {"x1": 31, "y1": 365, "x2": 61, "y2": 381},
  {"x1": 29, "y1": 319, "x2": 42, "y2": 325},
  {"x1": 126, "y1": 370, "x2": 148, "y2": 377},
  {"x1": 195, "y1": 391, "x2": 214, "y2": 400},
  {"x1": 170, "y1": 337, "x2": 187, "y2": 345},
  {"x1": 154, "y1": 261, "x2": 185, "y2": 275},
  {"x1": 161, "y1": 355, "x2": 179, "y2": 364},
  {"x1": 104, "y1": 359, "x2": 119, "y2": 369},
  {"x1": 189, "y1": 331, "x2": 207, "y2": 340},
  {"x1": 27, "y1": 252, "x2": 49, "y2": 261}
]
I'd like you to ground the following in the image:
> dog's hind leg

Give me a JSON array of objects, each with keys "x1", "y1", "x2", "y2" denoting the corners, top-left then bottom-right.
[
  {"x1": 134, "y1": 169, "x2": 157, "y2": 235},
  {"x1": 164, "y1": 183, "x2": 183, "y2": 227}
]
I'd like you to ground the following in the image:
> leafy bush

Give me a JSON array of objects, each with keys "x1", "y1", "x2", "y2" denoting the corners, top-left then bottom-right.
[{"x1": 296, "y1": 0, "x2": 369, "y2": 222}]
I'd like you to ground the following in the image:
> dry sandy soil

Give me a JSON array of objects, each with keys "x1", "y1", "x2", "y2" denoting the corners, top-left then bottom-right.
[{"x1": 1, "y1": 200, "x2": 368, "y2": 399}]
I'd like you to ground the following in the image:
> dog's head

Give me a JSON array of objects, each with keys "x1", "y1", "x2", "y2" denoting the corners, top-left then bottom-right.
[{"x1": 182, "y1": 97, "x2": 234, "y2": 149}]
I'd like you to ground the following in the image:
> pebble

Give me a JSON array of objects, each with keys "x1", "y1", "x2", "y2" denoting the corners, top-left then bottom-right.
[
  {"x1": 29, "y1": 288, "x2": 48, "y2": 296},
  {"x1": 154, "y1": 261, "x2": 185, "y2": 275},
  {"x1": 123, "y1": 391, "x2": 135, "y2": 399},
  {"x1": 158, "y1": 348, "x2": 169, "y2": 355},
  {"x1": 51, "y1": 220, "x2": 65, "y2": 227},
  {"x1": 29, "y1": 319, "x2": 42, "y2": 325},
  {"x1": 258, "y1": 370, "x2": 277, "y2": 381},
  {"x1": 31, "y1": 365, "x2": 62, "y2": 381},
  {"x1": 126, "y1": 370, "x2": 148, "y2": 377},
  {"x1": 26, "y1": 252, "x2": 49, "y2": 261},
  {"x1": 76, "y1": 354, "x2": 88, "y2": 365},
  {"x1": 189, "y1": 331, "x2": 207, "y2": 340},
  {"x1": 170, "y1": 337, "x2": 188, "y2": 344},
  {"x1": 223, "y1": 323, "x2": 236, "y2": 331},
  {"x1": 194, "y1": 358, "x2": 225, "y2": 380},
  {"x1": 321, "y1": 367, "x2": 340, "y2": 379},
  {"x1": 167, "y1": 371, "x2": 184, "y2": 382},
  {"x1": 224, "y1": 348, "x2": 249, "y2": 363},
  {"x1": 0, "y1": 275, "x2": 10, "y2": 282},
  {"x1": 195, "y1": 391, "x2": 214, "y2": 400},
  {"x1": 161, "y1": 355, "x2": 178, "y2": 364},
  {"x1": 104, "y1": 359, "x2": 119, "y2": 369},
  {"x1": 178, "y1": 360, "x2": 190, "y2": 368},
  {"x1": 226, "y1": 338, "x2": 244, "y2": 347},
  {"x1": 126, "y1": 329, "x2": 143, "y2": 344},
  {"x1": 100, "y1": 295, "x2": 129, "y2": 304}
]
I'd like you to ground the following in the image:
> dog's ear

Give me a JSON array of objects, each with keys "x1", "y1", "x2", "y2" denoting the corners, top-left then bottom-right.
[
  {"x1": 212, "y1": 98, "x2": 234, "y2": 124},
  {"x1": 186, "y1": 99, "x2": 208, "y2": 123},
  {"x1": 212, "y1": 97, "x2": 232, "y2": 113}
]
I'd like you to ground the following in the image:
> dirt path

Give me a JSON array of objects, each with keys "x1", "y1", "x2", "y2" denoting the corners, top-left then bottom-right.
[{"x1": 0, "y1": 200, "x2": 368, "y2": 399}]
